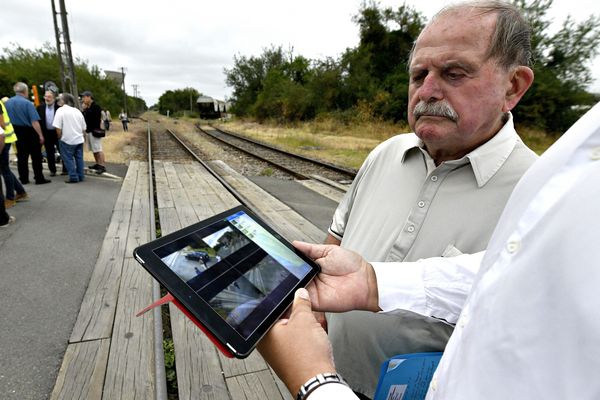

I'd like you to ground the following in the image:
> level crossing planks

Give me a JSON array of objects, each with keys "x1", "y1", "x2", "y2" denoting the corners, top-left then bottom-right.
[
  {"x1": 155, "y1": 161, "x2": 295, "y2": 400},
  {"x1": 208, "y1": 160, "x2": 326, "y2": 244},
  {"x1": 297, "y1": 178, "x2": 346, "y2": 203},
  {"x1": 51, "y1": 161, "x2": 158, "y2": 400},
  {"x1": 52, "y1": 158, "x2": 326, "y2": 400}
]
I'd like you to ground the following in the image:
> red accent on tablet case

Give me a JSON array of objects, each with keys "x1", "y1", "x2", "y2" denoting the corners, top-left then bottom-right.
[{"x1": 136, "y1": 294, "x2": 235, "y2": 358}]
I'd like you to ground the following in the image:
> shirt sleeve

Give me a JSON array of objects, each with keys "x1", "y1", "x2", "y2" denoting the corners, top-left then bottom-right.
[
  {"x1": 308, "y1": 382, "x2": 358, "y2": 399},
  {"x1": 373, "y1": 252, "x2": 485, "y2": 324},
  {"x1": 28, "y1": 102, "x2": 41, "y2": 122},
  {"x1": 328, "y1": 148, "x2": 378, "y2": 240},
  {"x1": 52, "y1": 109, "x2": 62, "y2": 130}
]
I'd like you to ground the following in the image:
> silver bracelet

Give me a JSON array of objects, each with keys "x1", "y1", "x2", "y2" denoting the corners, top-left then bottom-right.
[{"x1": 296, "y1": 372, "x2": 348, "y2": 400}]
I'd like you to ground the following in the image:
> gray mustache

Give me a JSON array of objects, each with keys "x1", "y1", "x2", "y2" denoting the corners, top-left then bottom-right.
[{"x1": 413, "y1": 101, "x2": 458, "y2": 122}]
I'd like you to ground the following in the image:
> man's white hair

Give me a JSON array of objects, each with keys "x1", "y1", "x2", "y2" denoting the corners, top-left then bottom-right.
[{"x1": 13, "y1": 82, "x2": 28, "y2": 94}]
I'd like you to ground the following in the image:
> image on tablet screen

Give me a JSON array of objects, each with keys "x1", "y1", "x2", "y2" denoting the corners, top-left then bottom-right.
[{"x1": 154, "y1": 211, "x2": 312, "y2": 338}]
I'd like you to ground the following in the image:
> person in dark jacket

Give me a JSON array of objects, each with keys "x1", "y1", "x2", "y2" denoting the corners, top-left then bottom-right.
[
  {"x1": 36, "y1": 90, "x2": 64, "y2": 176},
  {"x1": 81, "y1": 91, "x2": 106, "y2": 174}
]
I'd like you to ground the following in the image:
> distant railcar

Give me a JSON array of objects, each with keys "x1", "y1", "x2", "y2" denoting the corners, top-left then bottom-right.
[{"x1": 197, "y1": 95, "x2": 227, "y2": 119}]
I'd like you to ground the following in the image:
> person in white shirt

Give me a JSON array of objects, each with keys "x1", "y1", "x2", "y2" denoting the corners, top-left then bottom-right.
[
  {"x1": 258, "y1": 100, "x2": 600, "y2": 399},
  {"x1": 53, "y1": 93, "x2": 86, "y2": 183}
]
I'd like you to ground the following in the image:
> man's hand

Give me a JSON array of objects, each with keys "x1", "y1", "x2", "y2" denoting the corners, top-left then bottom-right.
[
  {"x1": 258, "y1": 288, "x2": 336, "y2": 396},
  {"x1": 294, "y1": 241, "x2": 380, "y2": 313},
  {"x1": 32, "y1": 121, "x2": 44, "y2": 144}
]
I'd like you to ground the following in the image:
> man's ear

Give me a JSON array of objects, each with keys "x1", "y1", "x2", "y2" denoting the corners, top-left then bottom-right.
[{"x1": 503, "y1": 66, "x2": 534, "y2": 112}]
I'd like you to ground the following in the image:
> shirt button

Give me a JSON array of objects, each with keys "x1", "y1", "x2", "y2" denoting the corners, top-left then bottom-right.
[
  {"x1": 417, "y1": 201, "x2": 425, "y2": 208},
  {"x1": 506, "y1": 240, "x2": 521, "y2": 253},
  {"x1": 407, "y1": 225, "x2": 415, "y2": 233},
  {"x1": 430, "y1": 378, "x2": 438, "y2": 391},
  {"x1": 459, "y1": 314, "x2": 468, "y2": 328},
  {"x1": 430, "y1": 175, "x2": 438, "y2": 182},
  {"x1": 591, "y1": 147, "x2": 600, "y2": 161}
]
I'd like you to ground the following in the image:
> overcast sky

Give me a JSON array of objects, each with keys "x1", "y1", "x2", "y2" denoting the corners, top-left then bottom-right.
[{"x1": 3, "y1": 0, "x2": 599, "y2": 106}]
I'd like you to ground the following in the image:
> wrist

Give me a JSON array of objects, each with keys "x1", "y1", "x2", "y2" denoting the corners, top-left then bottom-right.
[
  {"x1": 289, "y1": 362, "x2": 336, "y2": 396},
  {"x1": 296, "y1": 372, "x2": 348, "y2": 400},
  {"x1": 365, "y1": 262, "x2": 380, "y2": 312}
]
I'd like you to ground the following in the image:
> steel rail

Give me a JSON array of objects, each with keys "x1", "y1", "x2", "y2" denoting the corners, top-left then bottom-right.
[
  {"x1": 209, "y1": 124, "x2": 357, "y2": 178},
  {"x1": 196, "y1": 125, "x2": 312, "y2": 180},
  {"x1": 164, "y1": 128, "x2": 250, "y2": 206},
  {"x1": 146, "y1": 122, "x2": 168, "y2": 400}
]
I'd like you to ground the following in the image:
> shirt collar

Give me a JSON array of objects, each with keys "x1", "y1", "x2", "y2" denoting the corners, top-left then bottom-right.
[
  {"x1": 400, "y1": 112, "x2": 519, "y2": 187},
  {"x1": 464, "y1": 112, "x2": 519, "y2": 187}
]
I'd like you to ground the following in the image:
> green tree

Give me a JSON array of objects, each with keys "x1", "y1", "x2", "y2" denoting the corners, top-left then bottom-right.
[
  {"x1": 157, "y1": 87, "x2": 200, "y2": 116},
  {"x1": 0, "y1": 43, "x2": 146, "y2": 116},
  {"x1": 338, "y1": 2, "x2": 425, "y2": 121},
  {"x1": 223, "y1": 1, "x2": 598, "y2": 132},
  {"x1": 224, "y1": 46, "x2": 287, "y2": 116},
  {"x1": 515, "y1": 0, "x2": 600, "y2": 132}
]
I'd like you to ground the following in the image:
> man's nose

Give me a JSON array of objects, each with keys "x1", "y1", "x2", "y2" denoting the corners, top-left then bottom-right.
[{"x1": 418, "y1": 74, "x2": 443, "y2": 103}]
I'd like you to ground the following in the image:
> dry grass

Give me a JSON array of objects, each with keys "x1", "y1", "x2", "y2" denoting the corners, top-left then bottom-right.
[
  {"x1": 515, "y1": 124, "x2": 558, "y2": 155},
  {"x1": 218, "y1": 118, "x2": 410, "y2": 169},
  {"x1": 103, "y1": 113, "x2": 556, "y2": 170},
  {"x1": 82, "y1": 118, "x2": 147, "y2": 163},
  {"x1": 217, "y1": 117, "x2": 557, "y2": 169}
]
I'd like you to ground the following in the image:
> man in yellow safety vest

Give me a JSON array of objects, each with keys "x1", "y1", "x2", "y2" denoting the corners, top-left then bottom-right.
[{"x1": 0, "y1": 99, "x2": 29, "y2": 209}]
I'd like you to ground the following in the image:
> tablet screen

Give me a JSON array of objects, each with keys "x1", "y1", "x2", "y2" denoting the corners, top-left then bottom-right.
[{"x1": 153, "y1": 210, "x2": 313, "y2": 339}]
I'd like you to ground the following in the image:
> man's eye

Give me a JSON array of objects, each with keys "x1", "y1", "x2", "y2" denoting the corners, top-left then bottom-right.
[
  {"x1": 446, "y1": 71, "x2": 464, "y2": 80},
  {"x1": 411, "y1": 72, "x2": 426, "y2": 83}
]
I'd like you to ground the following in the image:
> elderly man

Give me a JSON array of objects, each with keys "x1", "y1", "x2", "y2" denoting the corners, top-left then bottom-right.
[
  {"x1": 53, "y1": 93, "x2": 86, "y2": 183},
  {"x1": 323, "y1": 1, "x2": 537, "y2": 397},
  {"x1": 5, "y1": 82, "x2": 51, "y2": 184},
  {"x1": 37, "y1": 90, "x2": 62, "y2": 176},
  {"x1": 259, "y1": 99, "x2": 600, "y2": 399}
]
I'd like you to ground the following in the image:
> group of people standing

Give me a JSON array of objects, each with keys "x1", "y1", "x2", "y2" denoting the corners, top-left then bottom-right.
[{"x1": 0, "y1": 81, "x2": 115, "y2": 227}]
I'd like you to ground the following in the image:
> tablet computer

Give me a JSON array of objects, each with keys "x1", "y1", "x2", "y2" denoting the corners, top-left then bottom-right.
[{"x1": 133, "y1": 205, "x2": 320, "y2": 359}]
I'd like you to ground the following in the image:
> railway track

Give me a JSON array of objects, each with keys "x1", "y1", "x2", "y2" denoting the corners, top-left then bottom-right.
[
  {"x1": 199, "y1": 125, "x2": 357, "y2": 183},
  {"x1": 149, "y1": 125, "x2": 255, "y2": 205},
  {"x1": 149, "y1": 123, "x2": 350, "y2": 206}
]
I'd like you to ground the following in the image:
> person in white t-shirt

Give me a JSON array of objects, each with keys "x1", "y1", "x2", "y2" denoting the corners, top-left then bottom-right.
[{"x1": 53, "y1": 93, "x2": 86, "y2": 183}]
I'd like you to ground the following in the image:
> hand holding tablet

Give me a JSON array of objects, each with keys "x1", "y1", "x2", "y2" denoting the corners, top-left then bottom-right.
[{"x1": 133, "y1": 206, "x2": 320, "y2": 358}]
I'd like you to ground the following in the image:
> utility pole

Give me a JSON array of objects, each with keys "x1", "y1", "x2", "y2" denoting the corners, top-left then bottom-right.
[
  {"x1": 51, "y1": 0, "x2": 79, "y2": 104},
  {"x1": 121, "y1": 67, "x2": 128, "y2": 115},
  {"x1": 50, "y1": 0, "x2": 66, "y2": 92}
]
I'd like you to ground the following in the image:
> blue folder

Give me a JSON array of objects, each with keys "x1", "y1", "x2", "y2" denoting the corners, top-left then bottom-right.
[{"x1": 373, "y1": 352, "x2": 443, "y2": 400}]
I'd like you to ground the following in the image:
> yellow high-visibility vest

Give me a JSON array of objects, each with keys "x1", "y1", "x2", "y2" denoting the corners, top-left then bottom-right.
[{"x1": 0, "y1": 101, "x2": 16, "y2": 144}]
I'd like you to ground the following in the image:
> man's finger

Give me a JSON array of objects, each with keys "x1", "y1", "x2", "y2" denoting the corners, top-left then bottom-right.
[
  {"x1": 293, "y1": 241, "x2": 329, "y2": 260},
  {"x1": 289, "y1": 288, "x2": 313, "y2": 319}
]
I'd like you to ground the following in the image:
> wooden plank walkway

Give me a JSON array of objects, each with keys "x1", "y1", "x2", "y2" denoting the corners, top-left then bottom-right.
[
  {"x1": 155, "y1": 161, "x2": 304, "y2": 400},
  {"x1": 51, "y1": 158, "x2": 329, "y2": 400},
  {"x1": 50, "y1": 161, "x2": 157, "y2": 400}
]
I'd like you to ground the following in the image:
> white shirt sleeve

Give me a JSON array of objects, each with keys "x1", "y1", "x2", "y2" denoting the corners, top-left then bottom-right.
[
  {"x1": 308, "y1": 382, "x2": 358, "y2": 399},
  {"x1": 373, "y1": 251, "x2": 484, "y2": 324},
  {"x1": 52, "y1": 108, "x2": 63, "y2": 130}
]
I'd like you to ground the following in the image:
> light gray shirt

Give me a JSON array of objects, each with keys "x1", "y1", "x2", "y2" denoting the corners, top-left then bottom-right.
[
  {"x1": 327, "y1": 113, "x2": 538, "y2": 396},
  {"x1": 45, "y1": 104, "x2": 56, "y2": 131}
]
